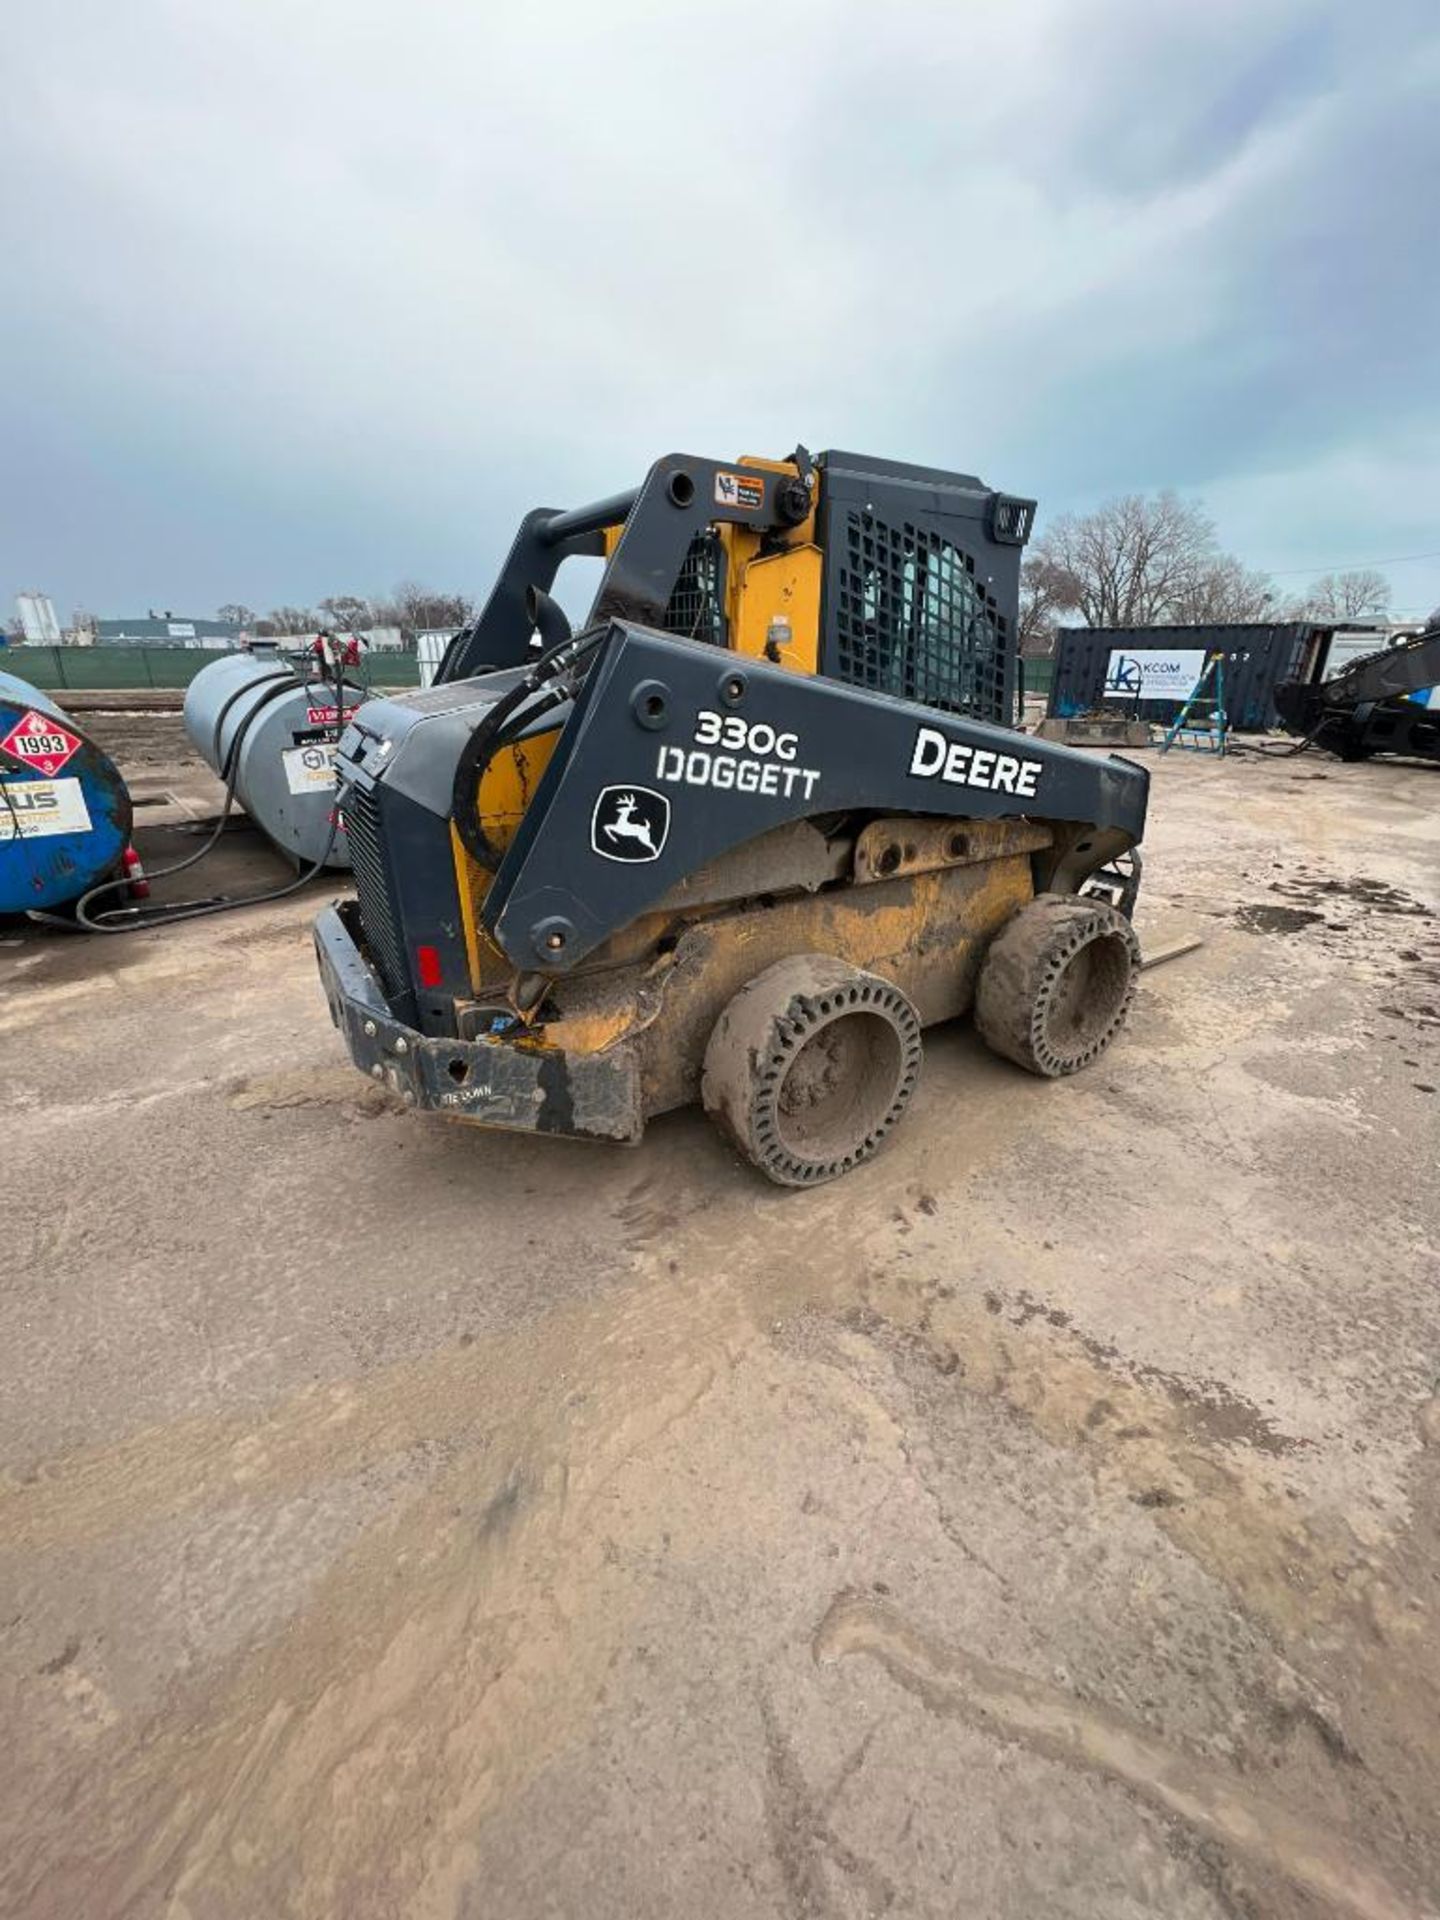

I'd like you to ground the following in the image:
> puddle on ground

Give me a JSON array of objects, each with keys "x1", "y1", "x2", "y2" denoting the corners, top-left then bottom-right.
[{"x1": 1234, "y1": 905, "x2": 1327, "y2": 935}]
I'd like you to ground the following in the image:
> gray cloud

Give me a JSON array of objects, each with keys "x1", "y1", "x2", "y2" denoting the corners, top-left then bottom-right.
[{"x1": 2, "y1": 0, "x2": 1437, "y2": 621}]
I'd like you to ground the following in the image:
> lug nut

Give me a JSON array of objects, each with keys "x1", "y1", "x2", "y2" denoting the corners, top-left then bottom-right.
[
  {"x1": 363, "y1": 1019, "x2": 377, "y2": 1037},
  {"x1": 395, "y1": 1037, "x2": 409, "y2": 1054}
]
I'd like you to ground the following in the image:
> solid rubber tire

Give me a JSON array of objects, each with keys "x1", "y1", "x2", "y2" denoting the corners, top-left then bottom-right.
[
  {"x1": 702, "y1": 954, "x2": 923, "y2": 1187},
  {"x1": 974, "y1": 892, "x2": 1140, "y2": 1078}
]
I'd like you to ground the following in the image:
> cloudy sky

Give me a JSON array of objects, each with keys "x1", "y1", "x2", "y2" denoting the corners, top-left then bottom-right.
[{"x1": 4, "y1": 0, "x2": 1438, "y2": 625}]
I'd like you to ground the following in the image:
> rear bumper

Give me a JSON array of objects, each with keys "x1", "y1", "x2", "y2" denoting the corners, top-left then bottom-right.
[{"x1": 313, "y1": 900, "x2": 643, "y2": 1143}]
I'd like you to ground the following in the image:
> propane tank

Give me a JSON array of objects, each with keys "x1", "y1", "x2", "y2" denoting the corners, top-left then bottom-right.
[
  {"x1": 0, "y1": 670, "x2": 134, "y2": 915},
  {"x1": 182, "y1": 650, "x2": 360, "y2": 871}
]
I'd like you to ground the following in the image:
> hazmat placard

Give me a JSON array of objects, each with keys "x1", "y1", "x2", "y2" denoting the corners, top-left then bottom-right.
[
  {"x1": 0, "y1": 709, "x2": 84, "y2": 777},
  {"x1": 282, "y1": 743, "x2": 339, "y2": 795},
  {"x1": 1103, "y1": 649, "x2": 1208, "y2": 702},
  {"x1": 0, "y1": 777, "x2": 93, "y2": 840}
]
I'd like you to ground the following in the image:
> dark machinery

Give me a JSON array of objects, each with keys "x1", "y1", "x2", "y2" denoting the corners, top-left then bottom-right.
[
  {"x1": 315, "y1": 448, "x2": 1150, "y2": 1184},
  {"x1": 1276, "y1": 620, "x2": 1440, "y2": 762}
]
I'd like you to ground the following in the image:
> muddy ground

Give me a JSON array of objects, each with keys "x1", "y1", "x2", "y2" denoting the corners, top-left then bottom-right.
[{"x1": 1, "y1": 731, "x2": 1438, "y2": 1920}]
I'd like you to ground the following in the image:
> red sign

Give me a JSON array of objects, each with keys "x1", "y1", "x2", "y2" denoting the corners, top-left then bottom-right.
[
  {"x1": 306, "y1": 704, "x2": 358, "y2": 726},
  {"x1": 0, "y1": 709, "x2": 83, "y2": 777}
]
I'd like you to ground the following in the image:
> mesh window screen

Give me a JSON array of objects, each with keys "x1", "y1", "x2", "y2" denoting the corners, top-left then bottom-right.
[
  {"x1": 663, "y1": 533, "x2": 727, "y2": 646},
  {"x1": 833, "y1": 511, "x2": 1009, "y2": 721}
]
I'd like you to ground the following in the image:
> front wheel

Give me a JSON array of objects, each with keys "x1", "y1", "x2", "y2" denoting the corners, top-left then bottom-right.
[
  {"x1": 975, "y1": 893, "x2": 1140, "y2": 1078},
  {"x1": 702, "y1": 955, "x2": 922, "y2": 1187}
]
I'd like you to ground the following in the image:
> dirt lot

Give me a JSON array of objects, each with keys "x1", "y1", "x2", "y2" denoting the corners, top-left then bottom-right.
[{"x1": 2, "y1": 732, "x2": 1438, "y2": 1920}]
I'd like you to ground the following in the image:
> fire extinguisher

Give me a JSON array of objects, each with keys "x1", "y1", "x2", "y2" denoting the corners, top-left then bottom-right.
[{"x1": 122, "y1": 844, "x2": 150, "y2": 900}]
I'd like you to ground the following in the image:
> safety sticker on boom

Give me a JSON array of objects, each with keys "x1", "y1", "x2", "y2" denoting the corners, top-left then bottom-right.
[
  {"x1": 0, "y1": 710, "x2": 83, "y2": 778},
  {"x1": 714, "y1": 471, "x2": 765, "y2": 511}
]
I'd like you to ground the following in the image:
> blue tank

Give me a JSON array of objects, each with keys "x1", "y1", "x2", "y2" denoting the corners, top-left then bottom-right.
[{"x1": 0, "y1": 670, "x2": 133, "y2": 914}]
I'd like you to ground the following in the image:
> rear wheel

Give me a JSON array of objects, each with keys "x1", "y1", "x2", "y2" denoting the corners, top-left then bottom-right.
[
  {"x1": 702, "y1": 955, "x2": 922, "y2": 1187},
  {"x1": 975, "y1": 892, "x2": 1140, "y2": 1077}
]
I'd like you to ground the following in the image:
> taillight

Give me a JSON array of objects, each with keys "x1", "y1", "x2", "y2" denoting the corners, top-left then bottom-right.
[{"x1": 415, "y1": 943, "x2": 443, "y2": 988}]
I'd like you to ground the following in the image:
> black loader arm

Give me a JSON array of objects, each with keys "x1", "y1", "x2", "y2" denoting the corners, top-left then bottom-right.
[
  {"x1": 1326, "y1": 626, "x2": 1440, "y2": 707},
  {"x1": 482, "y1": 623, "x2": 1148, "y2": 975},
  {"x1": 439, "y1": 450, "x2": 815, "y2": 682},
  {"x1": 1275, "y1": 621, "x2": 1440, "y2": 760}
]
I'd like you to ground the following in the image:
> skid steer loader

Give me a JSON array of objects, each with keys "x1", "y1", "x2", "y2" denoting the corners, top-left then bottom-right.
[{"x1": 315, "y1": 448, "x2": 1149, "y2": 1185}]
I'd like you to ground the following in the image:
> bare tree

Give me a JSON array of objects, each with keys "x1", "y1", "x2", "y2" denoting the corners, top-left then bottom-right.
[
  {"x1": 217, "y1": 602, "x2": 255, "y2": 629},
  {"x1": 1168, "y1": 554, "x2": 1276, "y2": 624},
  {"x1": 1292, "y1": 569, "x2": 1391, "y2": 621},
  {"x1": 265, "y1": 605, "x2": 317, "y2": 635},
  {"x1": 1017, "y1": 556, "x2": 1079, "y2": 655},
  {"x1": 1028, "y1": 492, "x2": 1225, "y2": 628},
  {"x1": 318, "y1": 594, "x2": 373, "y2": 631},
  {"x1": 387, "y1": 581, "x2": 474, "y2": 638}
]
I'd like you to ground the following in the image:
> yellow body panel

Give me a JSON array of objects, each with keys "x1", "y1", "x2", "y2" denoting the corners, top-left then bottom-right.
[
  {"x1": 730, "y1": 543, "x2": 822, "y2": 675},
  {"x1": 451, "y1": 726, "x2": 561, "y2": 990},
  {"x1": 713, "y1": 457, "x2": 822, "y2": 676},
  {"x1": 476, "y1": 727, "x2": 558, "y2": 851}
]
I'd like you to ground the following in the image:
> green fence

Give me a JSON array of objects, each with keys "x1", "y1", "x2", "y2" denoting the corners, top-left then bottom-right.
[
  {"x1": 6, "y1": 641, "x2": 1051, "y2": 703},
  {"x1": 1, "y1": 644, "x2": 424, "y2": 692},
  {"x1": 1019, "y1": 655, "x2": 1054, "y2": 699}
]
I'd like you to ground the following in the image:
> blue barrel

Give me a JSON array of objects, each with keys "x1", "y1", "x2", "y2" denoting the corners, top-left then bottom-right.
[{"x1": 0, "y1": 671, "x2": 134, "y2": 914}]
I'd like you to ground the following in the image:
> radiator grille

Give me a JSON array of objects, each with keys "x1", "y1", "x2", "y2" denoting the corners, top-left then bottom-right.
[
  {"x1": 340, "y1": 778, "x2": 408, "y2": 1000},
  {"x1": 663, "y1": 533, "x2": 726, "y2": 646},
  {"x1": 833, "y1": 511, "x2": 1009, "y2": 722}
]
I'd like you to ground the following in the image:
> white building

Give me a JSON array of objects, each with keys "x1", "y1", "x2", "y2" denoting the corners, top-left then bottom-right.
[
  {"x1": 16, "y1": 591, "x2": 61, "y2": 644},
  {"x1": 415, "y1": 628, "x2": 460, "y2": 686}
]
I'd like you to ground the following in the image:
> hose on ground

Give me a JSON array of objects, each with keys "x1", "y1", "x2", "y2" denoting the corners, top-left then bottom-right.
[
  {"x1": 450, "y1": 623, "x2": 609, "y2": 870},
  {"x1": 27, "y1": 659, "x2": 347, "y2": 935}
]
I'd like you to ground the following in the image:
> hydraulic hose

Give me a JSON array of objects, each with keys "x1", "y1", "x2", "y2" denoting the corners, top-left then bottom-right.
[
  {"x1": 29, "y1": 658, "x2": 350, "y2": 935},
  {"x1": 527, "y1": 585, "x2": 572, "y2": 653},
  {"x1": 450, "y1": 624, "x2": 609, "y2": 871},
  {"x1": 208, "y1": 661, "x2": 299, "y2": 769}
]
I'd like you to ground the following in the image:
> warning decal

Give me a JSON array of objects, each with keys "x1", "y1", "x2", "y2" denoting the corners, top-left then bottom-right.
[
  {"x1": 305, "y1": 704, "x2": 359, "y2": 727},
  {"x1": 0, "y1": 709, "x2": 84, "y2": 777},
  {"x1": 714, "y1": 471, "x2": 765, "y2": 512},
  {"x1": 0, "y1": 777, "x2": 93, "y2": 840},
  {"x1": 282, "y1": 743, "x2": 339, "y2": 796}
]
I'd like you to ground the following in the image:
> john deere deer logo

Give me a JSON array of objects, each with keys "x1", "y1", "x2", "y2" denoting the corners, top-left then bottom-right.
[{"x1": 590, "y1": 786, "x2": 670, "y2": 863}]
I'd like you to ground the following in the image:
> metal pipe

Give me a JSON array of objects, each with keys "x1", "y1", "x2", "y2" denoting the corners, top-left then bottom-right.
[{"x1": 540, "y1": 487, "x2": 640, "y2": 546}]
